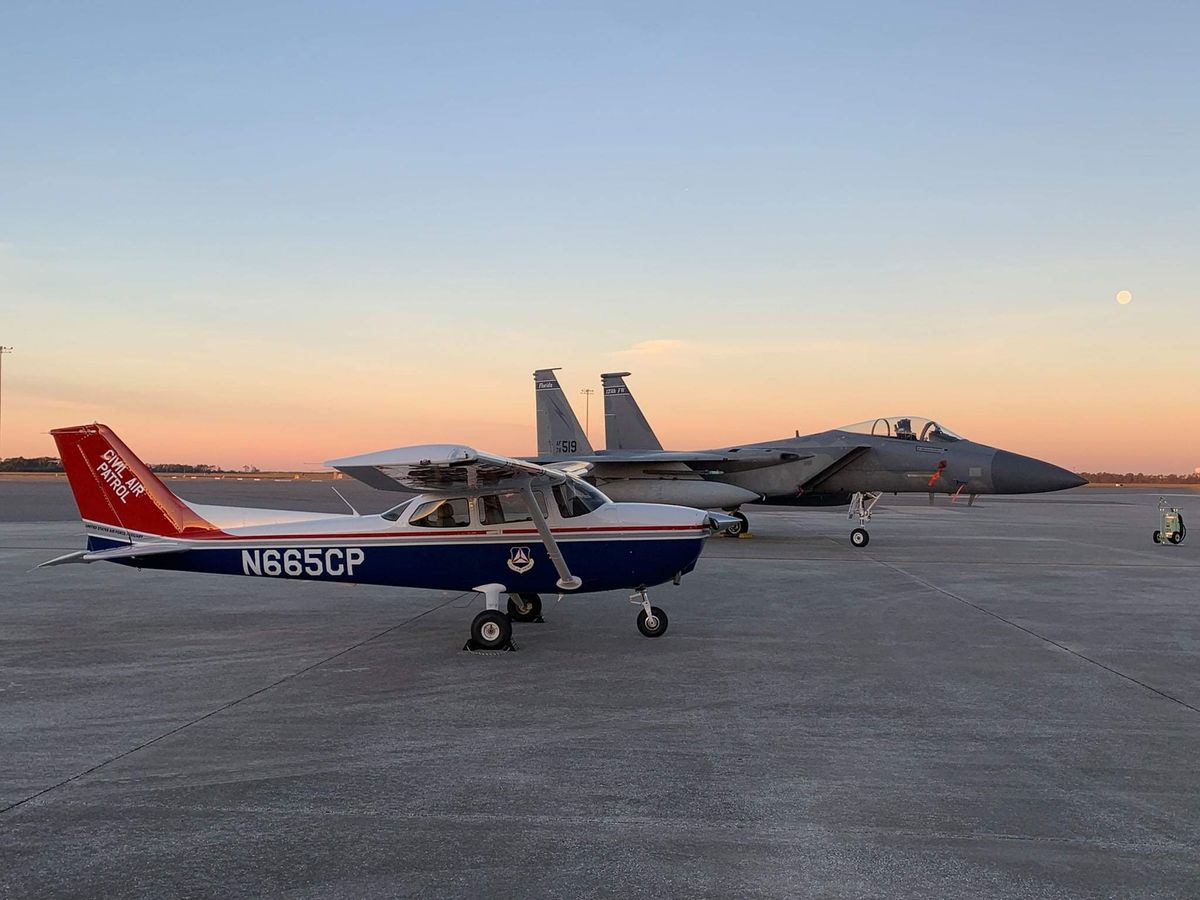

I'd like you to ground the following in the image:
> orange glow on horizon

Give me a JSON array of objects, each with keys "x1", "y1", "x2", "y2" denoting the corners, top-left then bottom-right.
[{"x1": 3, "y1": 352, "x2": 1197, "y2": 475}]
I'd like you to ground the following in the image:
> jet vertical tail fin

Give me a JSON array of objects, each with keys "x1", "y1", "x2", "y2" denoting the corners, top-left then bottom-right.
[
  {"x1": 533, "y1": 369, "x2": 592, "y2": 457},
  {"x1": 601, "y1": 372, "x2": 663, "y2": 451},
  {"x1": 50, "y1": 423, "x2": 216, "y2": 539}
]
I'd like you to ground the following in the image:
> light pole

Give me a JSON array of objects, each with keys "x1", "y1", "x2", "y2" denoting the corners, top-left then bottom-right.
[
  {"x1": 580, "y1": 388, "x2": 595, "y2": 440},
  {"x1": 0, "y1": 346, "x2": 11, "y2": 462}
]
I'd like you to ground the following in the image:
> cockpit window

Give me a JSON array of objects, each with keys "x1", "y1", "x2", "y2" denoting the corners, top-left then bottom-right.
[
  {"x1": 839, "y1": 417, "x2": 963, "y2": 443},
  {"x1": 552, "y1": 478, "x2": 608, "y2": 518},
  {"x1": 479, "y1": 491, "x2": 548, "y2": 525},
  {"x1": 409, "y1": 497, "x2": 471, "y2": 528}
]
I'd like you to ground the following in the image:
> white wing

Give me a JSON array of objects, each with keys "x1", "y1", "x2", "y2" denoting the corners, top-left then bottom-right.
[
  {"x1": 327, "y1": 443, "x2": 588, "y2": 590},
  {"x1": 325, "y1": 444, "x2": 571, "y2": 495}
]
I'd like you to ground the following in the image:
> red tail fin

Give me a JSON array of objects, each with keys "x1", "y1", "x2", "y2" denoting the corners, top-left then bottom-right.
[{"x1": 51, "y1": 424, "x2": 216, "y2": 537}]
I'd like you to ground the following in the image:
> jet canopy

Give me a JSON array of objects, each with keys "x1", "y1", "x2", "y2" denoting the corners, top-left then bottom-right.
[{"x1": 839, "y1": 416, "x2": 964, "y2": 443}]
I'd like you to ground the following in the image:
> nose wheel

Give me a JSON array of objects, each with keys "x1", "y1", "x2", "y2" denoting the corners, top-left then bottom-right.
[
  {"x1": 469, "y1": 609, "x2": 513, "y2": 650},
  {"x1": 848, "y1": 492, "x2": 880, "y2": 548},
  {"x1": 466, "y1": 583, "x2": 517, "y2": 651},
  {"x1": 630, "y1": 589, "x2": 669, "y2": 638}
]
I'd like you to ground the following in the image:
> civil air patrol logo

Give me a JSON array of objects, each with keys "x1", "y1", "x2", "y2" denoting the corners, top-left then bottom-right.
[{"x1": 507, "y1": 546, "x2": 534, "y2": 574}]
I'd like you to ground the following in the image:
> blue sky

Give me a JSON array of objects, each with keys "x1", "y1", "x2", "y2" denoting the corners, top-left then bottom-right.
[{"x1": 2, "y1": 2, "x2": 1197, "y2": 470}]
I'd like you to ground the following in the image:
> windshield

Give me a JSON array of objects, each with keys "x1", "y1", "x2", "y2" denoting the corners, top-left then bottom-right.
[
  {"x1": 553, "y1": 478, "x2": 609, "y2": 518},
  {"x1": 381, "y1": 498, "x2": 416, "y2": 521},
  {"x1": 838, "y1": 416, "x2": 964, "y2": 443}
]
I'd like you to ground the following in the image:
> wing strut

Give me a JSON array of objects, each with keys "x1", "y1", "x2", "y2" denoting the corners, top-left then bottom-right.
[{"x1": 520, "y1": 487, "x2": 582, "y2": 591}]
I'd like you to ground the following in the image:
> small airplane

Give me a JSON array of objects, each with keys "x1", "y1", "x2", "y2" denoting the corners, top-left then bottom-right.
[
  {"x1": 531, "y1": 369, "x2": 1087, "y2": 546},
  {"x1": 41, "y1": 424, "x2": 738, "y2": 650}
]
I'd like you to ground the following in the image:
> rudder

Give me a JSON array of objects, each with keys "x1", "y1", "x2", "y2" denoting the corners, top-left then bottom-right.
[
  {"x1": 601, "y1": 372, "x2": 663, "y2": 451},
  {"x1": 51, "y1": 424, "x2": 216, "y2": 538},
  {"x1": 533, "y1": 368, "x2": 592, "y2": 457}
]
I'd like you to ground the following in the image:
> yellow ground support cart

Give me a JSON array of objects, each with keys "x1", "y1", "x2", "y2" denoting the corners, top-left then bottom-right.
[{"x1": 1153, "y1": 497, "x2": 1187, "y2": 545}]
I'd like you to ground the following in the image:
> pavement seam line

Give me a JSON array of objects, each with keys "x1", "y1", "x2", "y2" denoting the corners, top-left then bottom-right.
[
  {"x1": 874, "y1": 559, "x2": 1200, "y2": 715},
  {"x1": 0, "y1": 592, "x2": 469, "y2": 817}
]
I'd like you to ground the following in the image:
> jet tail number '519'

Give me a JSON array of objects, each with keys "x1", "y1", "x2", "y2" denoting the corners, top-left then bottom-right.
[{"x1": 242, "y1": 547, "x2": 365, "y2": 577}]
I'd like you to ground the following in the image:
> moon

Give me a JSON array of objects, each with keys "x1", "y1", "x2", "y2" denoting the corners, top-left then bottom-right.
[{"x1": 1116, "y1": 290, "x2": 1132, "y2": 305}]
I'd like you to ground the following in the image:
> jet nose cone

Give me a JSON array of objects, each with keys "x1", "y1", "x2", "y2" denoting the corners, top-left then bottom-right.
[{"x1": 992, "y1": 450, "x2": 1088, "y2": 494}]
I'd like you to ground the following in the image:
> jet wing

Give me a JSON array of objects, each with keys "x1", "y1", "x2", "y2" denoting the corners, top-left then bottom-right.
[
  {"x1": 326, "y1": 444, "x2": 572, "y2": 494},
  {"x1": 797, "y1": 445, "x2": 872, "y2": 492}
]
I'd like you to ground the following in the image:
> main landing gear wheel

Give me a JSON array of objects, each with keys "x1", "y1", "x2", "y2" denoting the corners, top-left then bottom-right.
[
  {"x1": 637, "y1": 606, "x2": 669, "y2": 638},
  {"x1": 470, "y1": 610, "x2": 512, "y2": 650},
  {"x1": 507, "y1": 593, "x2": 543, "y2": 623},
  {"x1": 850, "y1": 527, "x2": 870, "y2": 548},
  {"x1": 725, "y1": 511, "x2": 749, "y2": 537}
]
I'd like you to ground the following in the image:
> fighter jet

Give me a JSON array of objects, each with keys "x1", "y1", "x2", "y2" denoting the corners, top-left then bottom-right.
[{"x1": 530, "y1": 369, "x2": 1086, "y2": 546}]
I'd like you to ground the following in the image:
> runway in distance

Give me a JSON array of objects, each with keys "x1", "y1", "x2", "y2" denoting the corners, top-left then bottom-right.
[
  {"x1": 531, "y1": 369, "x2": 1087, "y2": 545},
  {"x1": 42, "y1": 424, "x2": 738, "y2": 649}
]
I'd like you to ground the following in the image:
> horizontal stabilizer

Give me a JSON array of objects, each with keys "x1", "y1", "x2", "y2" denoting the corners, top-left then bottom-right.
[
  {"x1": 38, "y1": 542, "x2": 184, "y2": 568},
  {"x1": 543, "y1": 460, "x2": 594, "y2": 479}
]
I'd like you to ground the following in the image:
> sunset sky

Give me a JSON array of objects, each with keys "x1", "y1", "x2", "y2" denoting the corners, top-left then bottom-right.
[{"x1": 2, "y1": 2, "x2": 1197, "y2": 473}]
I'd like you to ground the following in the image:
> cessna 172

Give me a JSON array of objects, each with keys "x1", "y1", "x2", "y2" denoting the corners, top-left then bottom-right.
[
  {"x1": 42, "y1": 424, "x2": 737, "y2": 650},
  {"x1": 531, "y1": 369, "x2": 1086, "y2": 546}
]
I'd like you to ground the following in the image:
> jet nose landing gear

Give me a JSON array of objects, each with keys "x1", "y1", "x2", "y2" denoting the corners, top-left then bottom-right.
[{"x1": 848, "y1": 492, "x2": 881, "y2": 548}]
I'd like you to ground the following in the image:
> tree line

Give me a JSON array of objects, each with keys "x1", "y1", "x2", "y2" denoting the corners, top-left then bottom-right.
[{"x1": 1080, "y1": 472, "x2": 1200, "y2": 484}]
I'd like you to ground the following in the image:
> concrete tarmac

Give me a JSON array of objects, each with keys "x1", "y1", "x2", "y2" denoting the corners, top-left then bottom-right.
[{"x1": 1, "y1": 480, "x2": 1197, "y2": 898}]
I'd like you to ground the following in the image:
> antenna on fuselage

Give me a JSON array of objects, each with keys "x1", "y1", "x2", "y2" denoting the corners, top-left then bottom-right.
[{"x1": 331, "y1": 486, "x2": 361, "y2": 516}]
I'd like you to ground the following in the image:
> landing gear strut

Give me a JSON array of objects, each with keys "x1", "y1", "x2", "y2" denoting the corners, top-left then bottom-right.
[
  {"x1": 848, "y1": 491, "x2": 881, "y2": 548},
  {"x1": 630, "y1": 588, "x2": 668, "y2": 637},
  {"x1": 507, "y1": 592, "x2": 543, "y2": 623}
]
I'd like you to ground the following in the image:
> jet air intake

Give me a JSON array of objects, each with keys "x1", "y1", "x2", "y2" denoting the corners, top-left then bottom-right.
[{"x1": 597, "y1": 479, "x2": 759, "y2": 510}]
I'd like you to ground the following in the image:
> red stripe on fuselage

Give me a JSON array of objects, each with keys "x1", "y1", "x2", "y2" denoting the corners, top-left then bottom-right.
[{"x1": 181, "y1": 523, "x2": 708, "y2": 542}]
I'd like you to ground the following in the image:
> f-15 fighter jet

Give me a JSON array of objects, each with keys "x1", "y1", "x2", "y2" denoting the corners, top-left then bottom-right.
[{"x1": 530, "y1": 369, "x2": 1086, "y2": 546}]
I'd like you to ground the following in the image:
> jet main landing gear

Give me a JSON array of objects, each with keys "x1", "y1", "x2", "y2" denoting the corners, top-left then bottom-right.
[
  {"x1": 848, "y1": 491, "x2": 881, "y2": 548},
  {"x1": 630, "y1": 588, "x2": 668, "y2": 637},
  {"x1": 721, "y1": 509, "x2": 751, "y2": 537}
]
